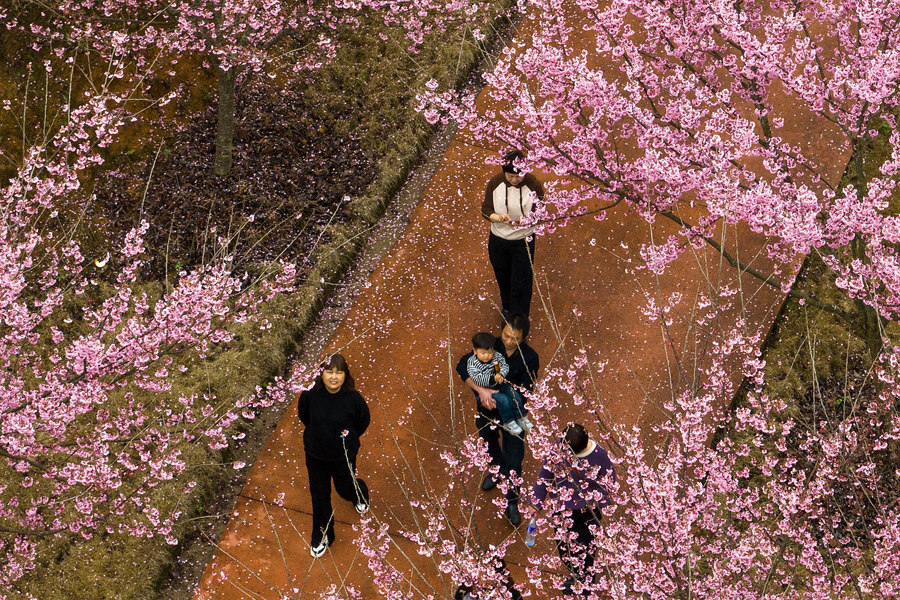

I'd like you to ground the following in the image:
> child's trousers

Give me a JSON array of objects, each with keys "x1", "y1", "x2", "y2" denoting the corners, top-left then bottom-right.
[{"x1": 491, "y1": 383, "x2": 527, "y2": 424}]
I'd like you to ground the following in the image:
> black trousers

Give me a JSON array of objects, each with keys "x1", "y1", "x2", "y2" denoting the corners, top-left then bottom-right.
[
  {"x1": 305, "y1": 454, "x2": 369, "y2": 546},
  {"x1": 557, "y1": 508, "x2": 601, "y2": 582},
  {"x1": 476, "y1": 404, "x2": 526, "y2": 503},
  {"x1": 488, "y1": 233, "x2": 536, "y2": 317}
]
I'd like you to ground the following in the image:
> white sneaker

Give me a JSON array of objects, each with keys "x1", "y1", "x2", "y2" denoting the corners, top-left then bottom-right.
[
  {"x1": 355, "y1": 501, "x2": 370, "y2": 514},
  {"x1": 502, "y1": 419, "x2": 523, "y2": 435},
  {"x1": 517, "y1": 416, "x2": 534, "y2": 432},
  {"x1": 310, "y1": 539, "x2": 328, "y2": 558}
]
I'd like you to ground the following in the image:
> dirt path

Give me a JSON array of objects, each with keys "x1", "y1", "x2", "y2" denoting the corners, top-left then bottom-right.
[{"x1": 193, "y1": 5, "x2": 848, "y2": 599}]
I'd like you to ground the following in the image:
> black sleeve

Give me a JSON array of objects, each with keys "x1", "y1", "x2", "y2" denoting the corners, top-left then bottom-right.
[
  {"x1": 456, "y1": 352, "x2": 472, "y2": 383},
  {"x1": 522, "y1": 347, "x2": 540, "y2": 391},
  {"x1": 528, "y1": 349, "x2": 539, "y2": 384},
  {"x1": 297, "y1": 391, "x2": 310, "y2": 425},
  {"x1": 482, "y1": 174, "x2": 503, "y2": 219},
  {"x1": 355, "y1": 393, "x2": 371, "y2": 436}
]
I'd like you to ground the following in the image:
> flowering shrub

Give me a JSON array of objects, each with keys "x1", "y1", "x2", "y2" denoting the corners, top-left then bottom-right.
[{"x1": 0, "y1": 83, "x2": 295, "y2": 591}]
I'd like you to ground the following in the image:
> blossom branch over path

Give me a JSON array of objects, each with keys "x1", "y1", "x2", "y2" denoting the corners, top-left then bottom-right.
[
  {"x1": 15, "y1": 0, "x2": 503, "y2": 175},
  {"x1": 421, "y1": 0, "x2": 900, "y2": 356}
]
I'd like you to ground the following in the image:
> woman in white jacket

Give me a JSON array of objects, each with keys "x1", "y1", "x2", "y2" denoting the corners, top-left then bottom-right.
[{"x1": 481, "y1": 150, "x2": 545, "y2": 320}]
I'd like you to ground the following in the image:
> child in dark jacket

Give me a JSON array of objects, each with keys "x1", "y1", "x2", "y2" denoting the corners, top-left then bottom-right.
[{"x1": 466, "y1": 332, "x2": 533, "y2": 435}]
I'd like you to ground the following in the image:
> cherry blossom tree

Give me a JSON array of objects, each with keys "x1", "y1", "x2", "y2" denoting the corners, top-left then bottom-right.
[
  {"x1": 15, "y1": 0, "x2": 335, "y2": 176},
  {"x1": 0, "y1": 1, "x2": 506, "y2": 591},
  {"x1": 0, "y1": 59, "x2": 297, "y2": 588},
  {"x1": 16, "y1": 0, "x2": 500, "y2": 176},
  {"x1": 422, "y1": 0, "x2": 900, "y2": 357}
]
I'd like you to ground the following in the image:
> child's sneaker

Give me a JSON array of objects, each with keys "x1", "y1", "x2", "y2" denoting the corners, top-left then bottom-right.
[
  {"x1": 355, "y1": 501, "x2": 370, "y2": 514},
  {"x1": 502, "y1": 419, "x2": 523, "y2": 435},
  {"x1": 517, "y1": 416, "x2": 534, "y2": 432},
  {"x1": 310, "y1": 539, "x2": 328, "y2": 558}
]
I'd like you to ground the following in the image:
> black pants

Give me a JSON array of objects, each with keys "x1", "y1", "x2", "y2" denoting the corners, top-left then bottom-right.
[
  {"x1": 557, "y1": 508, "x2": 601, "y2": 582},
  {"x1": 305, "y1": 454, "x2": 369, "y2": 546},
  {"x1": 476, "y1": 404, "x2": 526, "y2": 503},
  {"x1": 488, "y1": 233, "x2": 536, "y2": 317}
]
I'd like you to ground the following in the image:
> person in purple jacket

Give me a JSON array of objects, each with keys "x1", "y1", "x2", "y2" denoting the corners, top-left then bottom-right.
[{"x1": 532, "y1": 423, "x2": 616, "y2": 589}]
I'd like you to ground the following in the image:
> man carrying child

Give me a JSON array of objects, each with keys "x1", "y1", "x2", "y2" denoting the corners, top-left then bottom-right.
[{"x1": 456, "y1": 314, "x2": 539, "y2": 527}]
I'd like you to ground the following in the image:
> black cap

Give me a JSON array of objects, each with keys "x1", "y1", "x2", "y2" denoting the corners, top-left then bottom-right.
[{"x1": 502, "y1": 150, "x2": 525, "y2": 174}]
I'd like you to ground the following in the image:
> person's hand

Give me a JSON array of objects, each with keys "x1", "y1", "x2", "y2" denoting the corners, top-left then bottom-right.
[
  {"x1": 493, "y1": 373, "x2": 504, "y2": 385},
  {"x1": 478, "y1": 388, "x2": 496, "y2": 410},
  {"x1": 492, "y1": 212, "x2": 511, "y2": 223}
]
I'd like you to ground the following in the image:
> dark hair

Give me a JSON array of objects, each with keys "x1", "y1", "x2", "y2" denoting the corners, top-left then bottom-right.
[
  {"x1": 502, "y1": 313, "x2": 530, "y2": 339},
  {"x1": 313, "y1": 353, "x2": 355, "y2": 392},
  {"x1": 565, "y1": 423, "x2": 589, "y2": 454},
  {"x1": 502, "y1": 150, "x2": 525, "y2": 174},
  {"x1": 471, "y1": 332, "x2": 496, "y2": 351}
]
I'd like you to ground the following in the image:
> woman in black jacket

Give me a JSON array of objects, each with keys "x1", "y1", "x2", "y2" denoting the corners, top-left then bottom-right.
[{"x1": 298, "y1": 353, "x2": 370, "y2": 557}]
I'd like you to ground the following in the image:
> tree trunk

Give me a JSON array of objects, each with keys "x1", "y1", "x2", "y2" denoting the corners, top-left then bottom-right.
[
  {"x1": 213, "y1": 65, "x2": 237, "y2": 177},
  {"x1": 848, "y1": 235, "x2": 884, "y2": 359},
  {"x1": 849, "y1": 136, "x2": 884, "y2": 359},
  {"x1": 856, "y1": 298, "x2": 884, "y2": 359}
]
